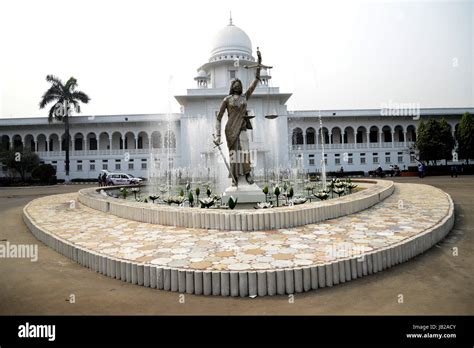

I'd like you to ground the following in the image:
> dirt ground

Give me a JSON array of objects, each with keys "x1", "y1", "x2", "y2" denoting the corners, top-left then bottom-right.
[{"x1": 0, "y1": 176, "x2": 472, "y2": 315}]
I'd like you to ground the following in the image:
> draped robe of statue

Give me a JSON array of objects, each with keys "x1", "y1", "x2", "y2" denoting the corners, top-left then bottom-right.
[{"x1": 215, "y1": 77, "x2": 259, "y2": 185}]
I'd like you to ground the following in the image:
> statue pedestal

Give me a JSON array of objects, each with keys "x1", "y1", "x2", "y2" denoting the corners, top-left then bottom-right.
[{"x1": 222, "y1": 179, "x2": 265, "y2": 204}]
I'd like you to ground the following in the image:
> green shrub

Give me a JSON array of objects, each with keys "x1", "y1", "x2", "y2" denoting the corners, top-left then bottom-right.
[{"x1": 31, "y1": 164, "x2": 56, "y2": 184}]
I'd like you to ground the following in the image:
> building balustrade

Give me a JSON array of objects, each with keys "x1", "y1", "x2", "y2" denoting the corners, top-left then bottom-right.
[
  {"x1": 36, "y1": 147, "x2": 176, "y2": 158},
  {"x1": 290, "y1": 141, "x2": 413, "y2": 151}
]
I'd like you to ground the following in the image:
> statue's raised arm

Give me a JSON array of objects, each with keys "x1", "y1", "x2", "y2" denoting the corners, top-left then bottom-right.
[{"x1": 244, "y1": 48, "x2": 262, "y2": 100}]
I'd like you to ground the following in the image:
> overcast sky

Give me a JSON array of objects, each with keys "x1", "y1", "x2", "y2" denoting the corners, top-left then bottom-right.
[{"x1": 0, "y1": 0, "x2": 472, "y2": 118}]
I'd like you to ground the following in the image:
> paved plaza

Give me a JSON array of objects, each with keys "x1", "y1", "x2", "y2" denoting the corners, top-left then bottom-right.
[{"x1": 24, "y1": 184, "x2": 450, "y2": 272}]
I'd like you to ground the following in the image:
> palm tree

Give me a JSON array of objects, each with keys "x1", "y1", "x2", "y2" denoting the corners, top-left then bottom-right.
[{"x1": 39, "y1": 75, "x2": 90, "y2": 177}]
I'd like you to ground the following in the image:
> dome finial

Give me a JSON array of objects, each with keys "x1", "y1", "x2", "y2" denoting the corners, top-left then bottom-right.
[{"x1": 229, "y1": 11, "x2": 233, "y2": 26}]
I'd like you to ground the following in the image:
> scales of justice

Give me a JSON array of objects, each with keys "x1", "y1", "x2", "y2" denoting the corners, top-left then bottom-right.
[{"x1": 213, "y1": 47, "x2": 275, "y2": 204}]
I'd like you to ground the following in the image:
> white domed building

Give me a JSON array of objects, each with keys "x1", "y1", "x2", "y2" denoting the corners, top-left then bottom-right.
[
  {"x1": 175, "y1": 18, "x2": 292, "y2": 177},
  {"x1": 0, "y1": 19, "x2": 471, "y2": 181}
]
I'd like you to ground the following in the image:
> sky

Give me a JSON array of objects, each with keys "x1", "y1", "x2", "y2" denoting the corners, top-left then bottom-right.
[{"x1": 0, "y1": 0, "x2": 472, "y2": 118}]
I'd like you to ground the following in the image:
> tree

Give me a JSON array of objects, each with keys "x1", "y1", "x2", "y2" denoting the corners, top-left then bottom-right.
[
  {"x1": 39, "y1": 75, "x2": 90, "y2": 177},
  {"x1": 0, "y1": 150, "x2": 40, "y2": 182},
  {"x1": 415, "y1": 119, "x2": 432, "y2": 163},
  {"x1": 415, "y1": 118, "x2": 454, "y2": 165},
  {"x1": 456, "y1": 112, "x2": 474, "y2": 164},
  {"x1": 439, "y1": 118, "x2": 455, "y2": 164}
]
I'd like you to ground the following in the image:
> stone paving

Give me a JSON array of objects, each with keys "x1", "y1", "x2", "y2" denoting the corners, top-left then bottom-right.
[{"x1": 24, "y1": 183, "x2": 451, "y2": 272}]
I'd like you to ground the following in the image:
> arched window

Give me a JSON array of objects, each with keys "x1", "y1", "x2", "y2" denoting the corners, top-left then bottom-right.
[
  {"x1": 394, "y1": 126, "x2": 404, "y2": 142},
  {"x1": 292, "y1": 128, "x2": 303, "y2": 145},
  {"x1": 74, "y1": 133, "x2": 84, "y2": 151},
  {"x1": 87, "y1": 133, "x2": 97, "y2": 150},
  {"x1": 331, "y1": 127, "x2": 342, "y2": 144},
  {"x1": 356, "y1": 126, "x2": 367, "y2": 143},
  {"x1": 12, "y1": 135, "x2": 23, "y2": 150},
  {"x1": 137, "y1": 132, "x2": 149, "y2": 149},
  {"x1": 369, "y1": 126, "x2": 379, "y2": 143},
  {"x1": 306, "y1": 127, "x2": 316, "y2": 145},
  {"x1": 344, "y1": 127, "x2": 354, "y2": 144},
  {"x1": 382, "y1": 126, "x2": 392, "y2": 142},
  {"x1": 49, "y1": 134, "x2": 60, "y2": 151},
  {"x1": 151, "y1": 131, "x2": 162, "y2": 149},
  {"x1": 406, "y1": 125, "x2": 416, "y2": 142},
  {"x1": 0, "y1": 135, "x2": 10, "y2": 151}
]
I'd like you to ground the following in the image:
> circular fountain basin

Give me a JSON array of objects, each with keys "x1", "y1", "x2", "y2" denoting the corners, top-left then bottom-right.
[
  {"x1": 77, "y1": 180, "x2": 394, "y2": 231},
  {"x1": 23, "y1": 182, "x2": 454, "y2": 296}
]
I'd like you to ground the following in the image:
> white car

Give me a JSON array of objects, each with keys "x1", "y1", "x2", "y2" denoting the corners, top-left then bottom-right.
[{"x1": 106, "y1": 173, "x2": 143, "y2": 185}]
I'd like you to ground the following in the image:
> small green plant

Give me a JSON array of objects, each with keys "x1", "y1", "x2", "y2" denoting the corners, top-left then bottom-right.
[
  {"x1": 255, "y1": 202, "x2": 273, "y2": 209},
  {"x1": 148, "y1": 195, "x2": 159, "y2": 204},
  {"x1": 179, "y1": 188, "x2": 185, "y2": 197},
  {"x1": 274, "y1": 186, "x2": 281, "y2": 207},
  {"x1": 344, "y1": 178, "x2": 357, "y2": 193},
  {"x1": 195, "y1": 187, "x2": 200, "y2": 199},
  {"x1": 188, "y1": 191, "x2": 194, "y2": 207},
  {"x1": 119, "y1": 187, "x2": 129, "y2": 199},
  {"x1": 199, "y1": 197, "x2": 215, "y2": 208},
  {"x1": 263, "y1": 185, "x2": 269, "y2": 202},
  {"x1": 131, "y1": 187, "x2": 140, "y2": 200},
  {"x1": 163, "y1": 196, "x2": 185, "y2": 205},
  {"x1": 333, "y1": 187, "x2": 345, "y2": 197},
  {"x1": 314, "y1": 191, "x2": 329, "y2": 200},
  {"x1": 228, "y1": 196, "x2": 238, "y2": 210},
  {"x1": 288, "y1": 187, "x2": 294, "y2": 199},
  {"x1": 206, "y1": 186, "x2": 212, "y2": 197}
]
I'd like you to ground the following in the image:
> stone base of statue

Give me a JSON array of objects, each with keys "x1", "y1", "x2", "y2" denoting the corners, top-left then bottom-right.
[{"x1": 222, "y1": 176, "x2": 265, "y2": 204}]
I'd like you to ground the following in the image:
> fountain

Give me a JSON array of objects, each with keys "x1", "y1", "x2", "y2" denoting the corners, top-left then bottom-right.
[{"x1": 318, "y1": 110, "x2": 327, "y2": 191}]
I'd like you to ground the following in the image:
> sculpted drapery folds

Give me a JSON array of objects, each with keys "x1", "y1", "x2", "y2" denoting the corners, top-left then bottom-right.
[{"x1": 214, "y1": 50, "x2": 262, "y2": 186}]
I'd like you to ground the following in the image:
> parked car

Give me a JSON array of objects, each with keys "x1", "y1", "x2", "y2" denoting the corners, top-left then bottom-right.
[{"x1": 106, "y1": 173, "x2": 143, "y2": 185}]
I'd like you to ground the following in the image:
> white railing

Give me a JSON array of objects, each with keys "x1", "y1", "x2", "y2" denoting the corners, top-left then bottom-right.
[
  {"x1": 289, "y1": 142, "x2": 413, "y2": 152},
  {"x1": 36, "y1": 148, "x2": 177, "y2": 158}
]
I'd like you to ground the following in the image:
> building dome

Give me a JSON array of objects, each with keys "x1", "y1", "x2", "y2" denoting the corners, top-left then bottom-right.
[
  {"x1": 197, "y1": 69, "x2": 207, "y2": 78},
  {"x1": 210, "y1": 20, "x2": 254, "y2": 62}
]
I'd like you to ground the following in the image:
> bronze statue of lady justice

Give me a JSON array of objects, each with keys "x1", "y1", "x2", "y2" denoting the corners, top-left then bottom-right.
[{"x1": 214, "y1": 48, "x2": 270, "y2": 187}]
